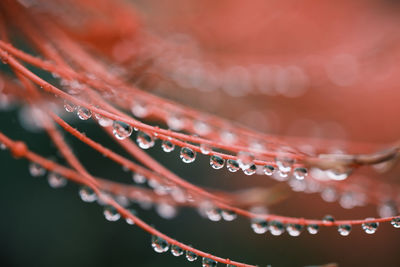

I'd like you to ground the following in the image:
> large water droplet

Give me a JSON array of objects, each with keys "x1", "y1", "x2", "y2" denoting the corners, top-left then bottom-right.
[
  {"x1": 202, "y1": 257, "x2": 217, "y2": 267},
  {"x1": 263, "y1": 165, "x2": 275, "y2": 176},
  {"x1": 251, "y1": 219, "x2": 268, "y2": 234},
  {"x1": 362, "y1": 218, "x2": 378, "y2": 234},
  {"x1": 113, "y1": 121, "x2": 133, "y2": 140},
  {"x1": 79, "y1": 186, "x2": 97, "y2": 202},
  {"x1": 286, "y1": 224, "x2": 303, "y2": 237},
  {"x1": 226, "y1": 159, "x2": 240, "y2": 172},
  {"x1": 103, "y1": 205, "x2": 120, "y2": 221},
  {"x1": 29, "y1": 162, "x2": 46, "y2": 177},
  {"x1": 77, "y1": 107, "x2": 92, "y2": 120},
  {"x1": 186, "y1": 250, "x2": 198, "y2": 262},
  {"x1": 307, "y1": 224, "x2": 319, "y2": 235},
  {"x1": 293, "y1": 167, "x2": 308, "y2": 180},
  {"x1": 171, "y1": 244, "x2": 184, "y2": 256},
  {"x1": 136, "y1": 131, "x2": 155, "y2": 149},
  {"x1": 210, "y1": 155, "x2": 225, "y2": 169},
  {"x1": 64, "y1": 100, "x2": 76, "y2": 112},
  {"x1": 151, "y1": 235, "x2": 169, "y2": 253},
  {"x1": 338, "y1": 224, "x2": 351, "y2": 236},
  {"x1": 391, "y1": 217, "x2": 400, "y2": 228},
  {"x1": 221, "y1": 210, "x2": 237, "y2": 221},
  {"x1": 269, "y1": 220, "x2": 285, "y2": 236},
  {"x1": 180, "y1": 147, "x2": 196, "y2": 163},
  {"x1": 243, "y1": 164, "x2": 257, "y2": 175},
  {"x1": 47, "y1": 172, "x2": 67, "y2": 188},
  {"x1": 161, "y1": 139, "x2": 175, "y2": 152}
]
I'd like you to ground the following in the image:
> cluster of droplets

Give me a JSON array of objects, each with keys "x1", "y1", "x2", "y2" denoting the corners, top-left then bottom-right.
[{"x1": 151, "y1": 236, "x2": 205, "y2": 263}]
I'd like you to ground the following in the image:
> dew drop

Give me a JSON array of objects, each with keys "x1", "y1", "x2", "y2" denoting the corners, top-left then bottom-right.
[
  {"x1": 206, "y1": 207, "x2": 222, "y2": 222},
  {"x1": 125, "y1": 209, "x2": 137, "y2": 225},
  {"x1": 186, "y1": 250, "x2": 198, "y2": 262},
  {"x1": 0, "y1": 142, "x2": 6, "y2": 150},
  {"x1": 221, "y1": 210, "x2": 237, "y2": 221},
  {"x1": 113, "y1": 121, "x2": 133, "y2": 140},
  {"x1": 307, "y1": 224, "x2": 319, "y2": 235},
  {"x1": 47, "y1": 172, "x2": 67, "y2": 188},
  {"x1": 226, "y1": 159, "x2": 240, "y2": 172},
  {"x1": 132, "y1": 173, "x2": 147, "y2": 184},
  {"x1": 251, "y1": 219, "x2": 268, "y2": 234},
  {"x1": 151, "y1": 235, "x2": 169, "y2": 253},
  {"x1": 202, "y1": 257, "x2": 217, "y2": 267},
  {"x1": 131, "y1": 101, "x2": 149, "y2": 118},
  {"x1": 237, "y1": 151, "x2": 254, "y2": 170},
  {"x1": 79, "y1": 186, "x2": 97, "y2": 202},
  {"x1": 269, "y1": 220, "x2": 285, "y2": 236},
  {"x1": 276, "y1": 156, "x2": 294, "y2": 173},
  {"x1": 326, "y1": 168, "x2": 351, "y2": 181},
  {"x1": 243, "y1": 163, "x2": 257, "y2": 175},
  {"x1": 167, "y1": 114, "x2": 185, "y2": 131},
  {"x1": 220, "y1": 130, "x2": 237, "y2": 144},
  {"x1": 136, "y1": 131, "x2": 155, "y2": 149},
  {"x1": 64, "y1": 100, "x2": 76, "y2": 112},
  {"x1": 263, "y1": 165, "x2": 275, "y2": 176},
  {"x1": 293, "y1": 167, "x2": 308, "y2": 180},
  {"x1": 103, "y1": 205, "x2": 120, "y2": 221},
  {"x1": 77, "y1": 107, "x2": 92, "y2": 120},
  {"x1": 210, "y1": 155, "x2": 225, "y2": 169},
  {"x1": 29, "y1": 162, "x2": 46, "y2": 177},
  {"x1": 338, "y1": 224, "x2": 351, "y2": 236},
  {"x1": 161, "y1": 139, "x2": 175, "y2": 152},
  {"x1": 97, "y1": 115, "x2": 113, "y2": 127},
  {"x1": 200, "y1": 143, "x2": 212, "y2": 155},
  {"x1": 322, "y1": 215, "x2": 335, "y2": 225},
  {"x1": 171, "y1": 244, "x2": 184, "y2": 256},
  {"x1": 391, "y1": 217, "x2": 400, "y2": 228},
  {"x1": 180, "y1": 147, "x2": 196, "y2": 163},
  {"x1": 193, "y1": 121, "x2": 211, "y2": 136},
  {"x1": 286, "y1": 224, "x2": 303, "y2": 237},
  {"x1": 362, "y1": 218, "x2": 379, "y2": 234},
  {"x1": 156, "y1": 203, "x2": 177, "y2": 219}
]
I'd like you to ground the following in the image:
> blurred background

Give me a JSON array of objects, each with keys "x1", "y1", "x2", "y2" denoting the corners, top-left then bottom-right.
[{"x1": 1, "y1": 0, "x2": 400, "y2": 266}]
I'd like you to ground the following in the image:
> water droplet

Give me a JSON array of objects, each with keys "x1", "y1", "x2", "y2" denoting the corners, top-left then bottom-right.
[
  {"x1": 29, "y1": 162, "x2": 46, "y2": 177},
  {"x1": 243, "y1": 164, "x2": 257, "y2": 175},
  {"x1": 131, "y1": 101, "x2": 149, "y2": 118},
  {"x1": 221, "y1": 210, "x2": 237, "y2": 221},
  {"x1": 180, "y1": 147, "x2": 196, "y2": 163},
  {"x1": 113, "y1": 121, "x2": 133, "y2": 140},
  {"x1": 210, "y1": 155, "x2": 225, "y2": 169},
  {"x1": 263, "y1": 165, "x2": 275, "y2": 176},
  {"x1": 251, "y1": 219, "x2": 268, "y2": 234},
  {"x1": 326, "y1": 168, "x2": 351, "y2": 181},
  {"x1": 171, "y1": 244, "x2": 184, "y2": 256},
  {"x1": 322, "y1": 215, "x2": 335, "y2": 225},
  {"x1": 47, "y1": 172, "x2": 67, "y2": 188},
  {"x1": 362, "y1": 218, "x2": 379, "y2": 234},
  {"x1": 136, "y1": 131, "x2": 155, "y2": 149},
  {"x1": 64, "y1": 100, "x2": 76, "y2": 112},
  {"x1": 79, "y1": 186, "x2": 97, "y2": 202},
  {"x1": 321, "y1": 187, "x2": 338, "y2": 203},
  {"x1": 156, "y1": 203, "x2": 177, "y2": 219},
  {"x1": 200, "y1": 143, "x2": 212, "y2": 155},
  {"x1": 377, "y1": 201, "x2": 397, "y2": 217},
  {"x1": 206, "y1": 207, "x2": 222, "y2": 221},
  {"x1": 276, "y1": 156, "x2": 294, "y2": 173},
  {"x1": 77, "y1": 107, "x2": 92, "y2": 120},
  {"x1": 269, "y1": 220, "x2": 285, "y2": 236},
  {"x1": 202, "y1": 257, "x2": 217, "y2": 267},
  {"x1": 167, "y1": 114, "x2": 185, "y2": 131},
  {"x1": 0, "y1": 142, "x2": 6, "y2": 150},
  {"x1": 132, "y1": 173, "x2": 147, "y2": 184},
  {"x1": 220, "y1": 130, "x2": 237, "y2": 144},
  {"x1": 161, "y1": 139, "x2": 175, "y2": 152},
  {"x1": 193, "y1": 121, "x2": 211, "y2": 136},
  {"x1": 293, "y1": 167, "x2": 308, "y2": 180},
  {"x1": 186, "y1": 250, "x2": 198, "y2": 262},
  {"x1": 338, "y1": 224, "x2": 351, "y2": 236},
  {"x1": 307, "y1": 224, "x2": 319, "y2": 235},
  {"x1": 237, "y1": 151, "x2": 254, "y2": 170},
  {"x1": 226, "y1": 159, "x2": 240, "y2": 172},
  {"x1": 391, "y1": 217, "x2": 400, "y2": 228},
  {"x1": 151, "y1": 235, "x2": 169, "y2": 253},
  {"x1": 286, "y1": 224, "x2": 303, "y2": 237},
  {"x1": 103, "y1": 205, "x2": 120, "y2": 221},
  {"x1": 125, "y1": 209, "x2": 137, "y2": 225},
  {"x1": 96, "y1": 114, "x2": 113, "y2": 127}
]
